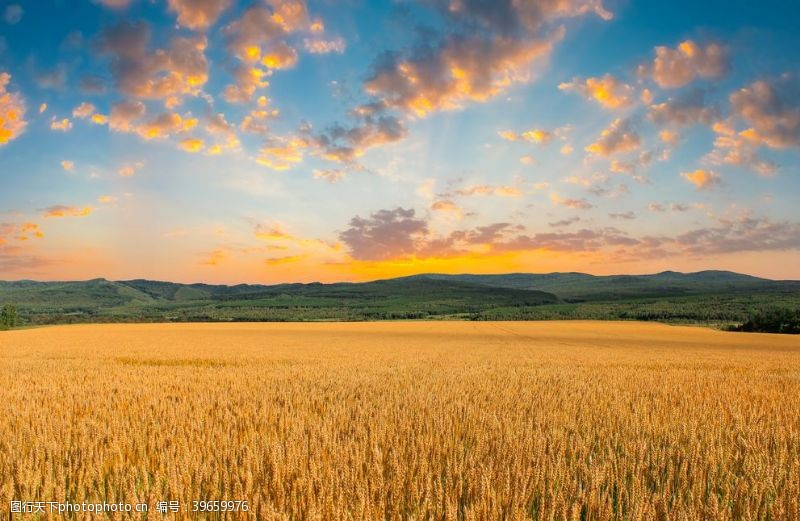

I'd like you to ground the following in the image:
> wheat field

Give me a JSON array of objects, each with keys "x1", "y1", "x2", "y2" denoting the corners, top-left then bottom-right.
[{"x1": 1, "y1": 321, "x2": 799, "y2": 520}]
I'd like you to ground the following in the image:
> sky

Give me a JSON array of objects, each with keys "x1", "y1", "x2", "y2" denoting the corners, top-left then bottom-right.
[{"x1": 1, "y1": 0, "x2": 799, "y2": 284}]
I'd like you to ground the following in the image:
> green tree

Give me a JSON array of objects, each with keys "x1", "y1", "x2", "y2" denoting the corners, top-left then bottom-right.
[{"x1": 0, "y1": 304, "x2": 18, "y2": 329}]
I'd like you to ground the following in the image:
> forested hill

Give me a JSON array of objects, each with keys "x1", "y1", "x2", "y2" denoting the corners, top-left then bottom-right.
[{"x1": 0, "y1": 270, "x2": 798, "y2": 327}]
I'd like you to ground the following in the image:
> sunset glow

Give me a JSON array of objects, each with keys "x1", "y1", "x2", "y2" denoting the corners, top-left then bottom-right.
[{"x1": 1, "y1": 0, "x2": 799, "y2": 283}]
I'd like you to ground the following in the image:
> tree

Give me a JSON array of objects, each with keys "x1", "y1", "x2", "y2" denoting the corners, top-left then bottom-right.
[{"x1": 0, "y1": 304, "x2": 18, "y2": 329}]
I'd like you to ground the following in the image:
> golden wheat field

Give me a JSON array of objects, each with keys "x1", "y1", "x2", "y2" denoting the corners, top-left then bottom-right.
[{"x1": 1, "y1": 321, "x2": 799, "y2": 520}]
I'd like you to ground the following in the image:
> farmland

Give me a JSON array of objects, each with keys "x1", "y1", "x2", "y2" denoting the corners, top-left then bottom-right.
[{"x1": 2, "y1": 321, "x2": 799, "y2": 519}]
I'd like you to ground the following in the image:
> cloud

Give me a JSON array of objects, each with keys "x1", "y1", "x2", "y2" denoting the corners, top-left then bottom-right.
[
  {"x1": 659, "y1": 129, "x2": 680, "y2": 145},
  {"x1": 705, "y1": 120, "x2": 777, "y2": 176},
  {"x1": 306, "y1": 109, "x2": 407, "y2": 163},
  {"x1": 498, "y1": 227, "x2": 638, "y2": 253},
  {"x1": 681, "y1": 169, "x2": 720, "y2": 190},
  {"x1": 43, "y1": 205, "x2": 92, "y2": 218},
  {"x1": 340, "y1": 207, "x2": 428, "y2": 261},
  {"x1": 61, "y1": 160, "x2": 75, "y2": 172},
  {"x1": 558, "y1": 74, "x2": 634, "y2": 109},
  {"x1": 240, "y1": 96, "x2": 279, "y2": 135},
  {"x1": 50, "y1": 117, "x2": 72, "y2": 131},
  {"x1": 448, "y1": 183, "x2": 523, "y2": 198},
  {"x1": 648, "y1": 88, "x2": 719, "y2": 127},
  {"x1": 550, "y1": 192, "x2": 593, "y2": 210},
  {"x1": 109, "y1": 100, "x2": 146, "y2": 132},
  {"x1": 549, "y1": 216, "x2": 581, "y2": 227},
  {"x1": 362, "y1": 1, "x2": 611, "y2": 117},
  {"x1": 205, "y1": 112, "x2": 241, "y2": 152},
  {"x1": 222, "y1": 0, "x2": 309, "y2": 102},
  {"x1": 729, "y1": 75, "x2": 800, "y2": 149},
  {"x1": 167, "y1": 0, "x2": 232, "y2": 31},
  {"x1": 0, "y1": 222, "x2": 43, "y2": 243},
  {"x1": 118, "y1": 161, "x2": 144, "y2": 177},
  {"x1": 499, "y1": 128, "x2": 553, "y2": 144},
  {"x1": 303, "y1": 37, "x2": 345, "y2": 54},
  {"x1": 648, "y1": 202, "x2": 692, "y2": 213},
  {"x1": 73, "y1": 102, "x2": 97, "y2": 119},
  {"x1": 95, "y1": 0, "x2": 132, "y2": 8},
  {"x1": 560, "y1": 143, "x2": 574, "y2": 155},
  {"x1": 313, "y1": 168, "x2": 346, "y2": 183},
  {"x1": 674, "y1": 216, "x2": 800, "y2": 256},
  {"x1": 639, "y1": 40, "x2": 728, "y2": 89},
  {"x1": 4, "y1": 4, "x2": 23, "y2": 25},
  {"x1": 179, "y1": 137, "x2": 205, "y2": 152},
  {"x1": 80, "y1": 75, "x2": 107, "y2": 94},
  {"x1": 0, "y1": 72, "x2": 26, "y2": 145},
  {"x1": 96, "y1": 21, "x2": 208, "y2": 107},
  {"x1": 585, "y1": 118, "x2": 640, "y2": 156},
  {"x1": 255, "y1": 135, "x2": 307, "y2": 170},
  {"x1": 609, "y1": 211, "x2": 635, "y2": 220},
  {"x1": 431, "y1": 199, "x2": 464, "y2": 219},
  {"x1": 365, "y1": 33, "x2": 562, "y2": 117}
]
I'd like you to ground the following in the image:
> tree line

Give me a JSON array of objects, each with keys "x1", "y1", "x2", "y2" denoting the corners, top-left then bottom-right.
[{"x1": 0, "y1": 304, "x2": 18, "y2": 330}]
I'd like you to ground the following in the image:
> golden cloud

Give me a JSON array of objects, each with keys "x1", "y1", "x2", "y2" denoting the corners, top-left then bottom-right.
[
  {"x1": 50, "y1": 117, "x2": 72, "y2": 131},
  {"x1": 60, "y1": 160, "x2": 75, "y2": 172},
  {"x1": 179, "y1": 137, "x2": 205, "y2": 152},
  {"x1": 43, "y1": 205, "x2": 93, "y2": 218},
  {"x1": 681, "y1": 169, "x2": 720, "y2": 190},
  {"x1": 118, "y1": 161, "x2": 144, "y2": 177},
  {"x1": 1, "y1": 73, "x2": 28, "y2": 145},
  {"x1": 585, "y1": 118, "x2": 641, "y2": 156},
  {"x1": 550, "y1": 192, "x2": 593, "y2": 210},
  {"x1": 558, "y1": 74, "x2": 634, "y2": 109},
  {"x1": 167, "y1": 0, "x2": 231, "y2": 31},
  {"x1": 255, "y1": 135, "x2": 307, "y2": 170},
  {"x1": 312, "y1": 168, "x2": 346, "y2": 183},
  {"x1": 97, "y1": 21, "x2": 208, "y2": 106},
  {"x1": 640, "y1": 40, "x2": 728, "y2": 89},
  {"x1": 730, "y1": 76, "x2": 800, "y2": 150}
]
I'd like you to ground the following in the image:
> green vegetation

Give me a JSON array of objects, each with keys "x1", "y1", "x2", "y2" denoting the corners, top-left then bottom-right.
[
  {"x1": 726, "y1": 308, "x2": 800, "y2": 334},
  {"x1": 0, "y1": 270, "x2": 798, "y2": 332},
  {"x1": 0, "y1": 304, "x2": 18, "y2": 330}
]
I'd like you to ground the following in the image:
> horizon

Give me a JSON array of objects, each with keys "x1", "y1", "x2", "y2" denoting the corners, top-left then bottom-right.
[
  {"x1": 1, "y1": 267, "x2": 796, "y2": 286},
  {"x1": 2, "y1": 0, "x2": 800, "y2": 282}
]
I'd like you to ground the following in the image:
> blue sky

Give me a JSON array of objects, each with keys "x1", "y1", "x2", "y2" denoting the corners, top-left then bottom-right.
[{"x1": 1, "y1": 0, "x2": 799, "y2": 282}]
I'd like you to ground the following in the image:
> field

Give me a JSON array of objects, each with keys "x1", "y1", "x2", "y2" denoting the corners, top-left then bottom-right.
[{"x1": 2, "y1": 322, "x2": 800, "y2": 519}]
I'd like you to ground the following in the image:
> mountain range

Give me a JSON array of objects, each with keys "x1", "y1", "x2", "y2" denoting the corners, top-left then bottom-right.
[{"x1": 0, "y1": 270, "x2": 797, "y2": 325}]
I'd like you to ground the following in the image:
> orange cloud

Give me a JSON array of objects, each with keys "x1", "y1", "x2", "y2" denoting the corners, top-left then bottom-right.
[
  {"x1": 559, "y1": 74, "x2": 634, "y2": 109},
  {"x1": 50, "y1": 117, "x2": 72, "y2": 131},
  {"x1": 43, "y1": 205, "x2": 93, "y2": 218},
  {"x1": 730, "y1": 76, "x2": 800, "y2": 150},
  {"x1": 681, "y1": 169, "x2": 720, "y2": 190},
  {"x1": 313, "y1": 168, "x2": 346, "y2": 183},
  {"x1": 118, "y1": 161, "x2": 144, "y2": 177},
  {"x1": 179, "y1": 137, "x2": 205, "y2": 152},
  {"x1": 72, "y1": 102, "x2": 96, "y2": 119},
  {"x1": 97, "y1": 22, "x2": 208, "y2": 106},
  {"x1": 550, "y1": 193, "x2": 593, "y2": 210},
  {"x1": 648, "y1": 88, "x2": 718, "y2": 127},
  {"x1": 222, "y1": 1, "x2": 310, "y2": 102},
  {"x1": 167, "y1": 0, "x2": 231, "y2": 31},
  {"x1": 60, "y1": 160, "x2": 75, "y2": 172},
  {"x1": 255, "y1": 135, "x2": 306, "y2": 170},
  {"x1": 585, "y1": 118, "x2": 640, "y2": 156},
  {"x1": 265, "y1": 254, "x2": 304, "y2": 265},
  {"x1": 451, "y1": 184, "x2": 522, "y2": 198},
  {"x1": 640, "y1": 40, "x2": 728, "y2": 89}
]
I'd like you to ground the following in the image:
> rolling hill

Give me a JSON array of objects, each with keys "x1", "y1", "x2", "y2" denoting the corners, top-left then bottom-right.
[{"x1": 0, "y1": 270, "x2": 798, "y2": 326}]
